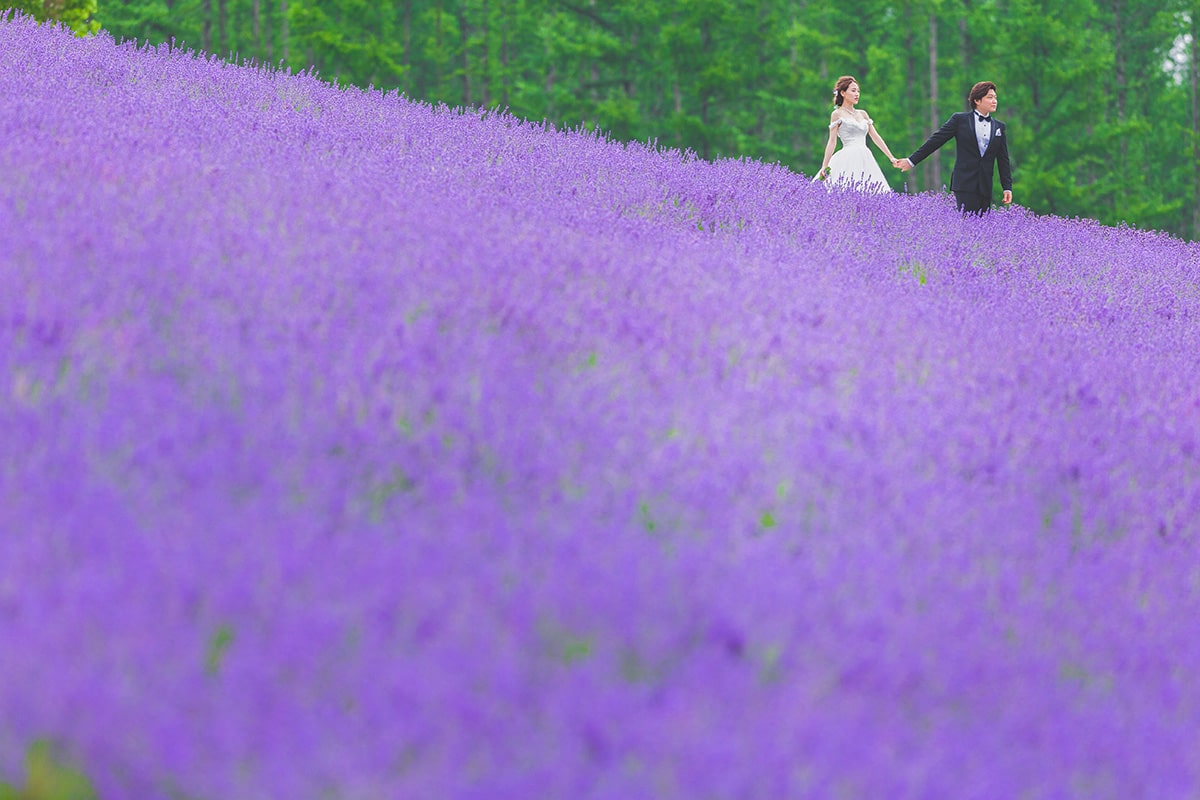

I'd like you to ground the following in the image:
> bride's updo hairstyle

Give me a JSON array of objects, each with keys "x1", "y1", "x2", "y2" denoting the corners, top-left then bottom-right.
[{"x1": 833, "y1": 75, "x2": 857, "y2": 107}]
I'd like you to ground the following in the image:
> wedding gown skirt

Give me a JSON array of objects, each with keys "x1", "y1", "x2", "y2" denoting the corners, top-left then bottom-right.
[{"x1": 826, "y1": 115, "x2": 891, "y2": 193}]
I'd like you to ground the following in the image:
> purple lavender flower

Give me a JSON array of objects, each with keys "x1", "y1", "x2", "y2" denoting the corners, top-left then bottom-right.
[{"x1": 3, "y1": 12, "x2": 1200, "y2": 799}]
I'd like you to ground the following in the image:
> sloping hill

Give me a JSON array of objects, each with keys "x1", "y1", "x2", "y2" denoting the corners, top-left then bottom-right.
[{"x1": 3, "y1": 13, "x2": 1200, "y2": 799}]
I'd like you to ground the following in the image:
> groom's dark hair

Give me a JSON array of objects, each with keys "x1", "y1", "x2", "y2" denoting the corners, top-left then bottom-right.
[{"x1": 967, "y1": 81, "x2": 997, "y2": 110}]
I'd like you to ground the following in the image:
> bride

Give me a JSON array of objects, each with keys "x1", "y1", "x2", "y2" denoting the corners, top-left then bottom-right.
[{"x1": 818, "y1": 75, "x2": 899, "y2": 193}]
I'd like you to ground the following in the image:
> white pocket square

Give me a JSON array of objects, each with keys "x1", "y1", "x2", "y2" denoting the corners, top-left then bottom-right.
[{"x1": 996, "y1": 130, "x2": 1002, "y2": 137}]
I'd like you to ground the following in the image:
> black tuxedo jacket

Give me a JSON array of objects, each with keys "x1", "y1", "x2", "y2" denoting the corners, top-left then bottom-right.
[{"x1": 908, "y1": 111, "x2": 1012, "y2": 200}]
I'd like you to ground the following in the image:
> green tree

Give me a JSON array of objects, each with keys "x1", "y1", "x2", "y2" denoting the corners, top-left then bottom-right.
[
  {"x1": 86, "y1": 0, "x2": 1200, "y2": 239},
  {"x1": 983, "y1": 0, "x2": 1114, "y2": 218},
  {"x1": 1087, "y1": 0, "x2": 1185, "y2": 230},
  {"x1": 9, "y1": 0, "x2": 100, "y2": 34}
]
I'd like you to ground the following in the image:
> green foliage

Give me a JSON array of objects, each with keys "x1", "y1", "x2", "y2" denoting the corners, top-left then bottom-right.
[
  {"x1": 91, "y1": 0, "x2": 1200, "y2": 239},
  {"x1": 59, "y1": 0, "x2": 100, "y2": 34},
  {"x1": 559, "y1": 635, "x2": 594, "y2": 665},
  {"x1": 0, "y1": 741, "x2": 97, "y2": 800},
  {"x1": 10, "y1": 0, "x2": 99, "y2": 34},
  {"x1": 204, "y1": 623, "x2": 236, "y2": 675}
]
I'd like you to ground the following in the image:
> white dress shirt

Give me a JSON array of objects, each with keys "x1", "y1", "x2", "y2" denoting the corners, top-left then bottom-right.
[{"x1": 974, "y1": 112, "x2": 992, "y2": 156}]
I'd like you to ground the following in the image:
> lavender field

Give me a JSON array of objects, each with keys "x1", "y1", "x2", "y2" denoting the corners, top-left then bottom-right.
[{"x1": 4, "y1": 13, "x2": 1200, "y2": 799}]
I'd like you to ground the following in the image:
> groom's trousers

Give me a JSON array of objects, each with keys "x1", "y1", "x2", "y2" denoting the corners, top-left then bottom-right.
[{"x1": 954, "y1": 191, "x2": 991, "y2": 215}]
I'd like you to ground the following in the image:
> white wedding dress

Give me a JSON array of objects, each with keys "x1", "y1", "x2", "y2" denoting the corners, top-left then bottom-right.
[{"x1": 826, "y1": 114, "x2": 891, "y2": 193}]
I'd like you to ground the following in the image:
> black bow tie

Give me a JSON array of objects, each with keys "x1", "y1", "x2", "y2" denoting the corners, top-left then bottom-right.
[{"x1": 975, "y1": 113, "x2": 990, "y2": 124}]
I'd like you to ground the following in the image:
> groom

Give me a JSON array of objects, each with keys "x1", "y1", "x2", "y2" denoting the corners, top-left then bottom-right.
[{"x1": 899, "y1": 81, "x2": 1013, "y2": 214}]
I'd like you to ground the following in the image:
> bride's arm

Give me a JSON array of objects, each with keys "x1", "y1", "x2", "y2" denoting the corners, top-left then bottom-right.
[
  {"x1": 818, "y1": 115, "x2": 839, "y2": 178},
  {"x1": 866, "y1": 118, "x2": 900, "y2": 166}
]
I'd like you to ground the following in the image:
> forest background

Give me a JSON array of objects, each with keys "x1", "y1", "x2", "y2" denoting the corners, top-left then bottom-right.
[{"x1": 15, "y1": 0, "x2": 1200, "y2": 241}]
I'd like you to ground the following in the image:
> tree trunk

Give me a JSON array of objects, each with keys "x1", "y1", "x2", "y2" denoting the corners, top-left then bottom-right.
[
  {"x1": 481, "y1": 0, "x2": 490, "y2": 107},
  {"x1": 673, "y1": 79, "x2": 682, "y2": 146},
  {"x1": 904, "y1": 9, "x2": 919, "y2": 192},
  {"x1": 959, "y1": 1, "x2": 970, "y2": 80},
  {"x1": 929, "y1": 15, "x2": 941, "y2": 190},
  {"x1": 500, "y1": 7, "x2": 509, "y2": 107},
  {"x1": 587, "y1": 0, "x2": 597, "y2": 106},
  {"x1": 755, "y1": 2, "x2": 766, "y2": 141},
  {"x1": 701, "y1": 18, "x2": 712, "y2": 158},
  {"x1": 1192, "y1": 8, "x2": 1199, "y2": 238},
  {"x1": 792, "y1": 7, "x2": 802, "y2": 164},
  {"x1": 459, "y1": 6, "x2": 472, "y2": 106},
  {"x1": 1112, "y1": 0, "x2": 1128, "y2": 165},
  {"x1": 252, "y1": 0, "x2": 261, "y2": 61},
  {"x1": 218, "y1": 0, "x2": 227, "y2": 56},
  {"x1": 626, "y1": 29, "x2": 637, "y2": 105},
  {"x1": 202, "y1": 0, "x2": 212, "y2": 52},
  {"x1": 404, "y1": 0, "x2": 414, "y2": 95},
  {"x1": 280, "y1": 0, "x2": 288, "y2": 64},
  {"x1": 434, "y1": 2, "x2": 443, "y2": 95}
]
